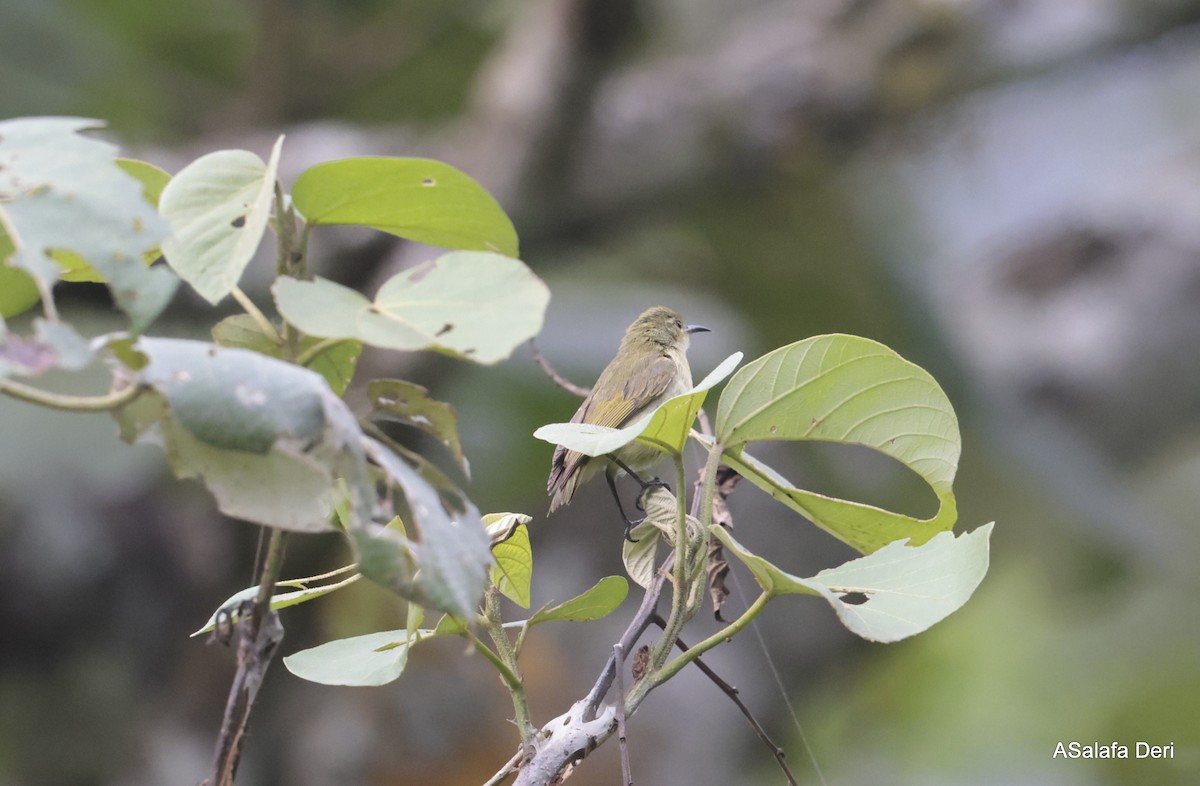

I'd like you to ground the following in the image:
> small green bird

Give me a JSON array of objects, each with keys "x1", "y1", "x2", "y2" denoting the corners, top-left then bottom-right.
[{"x1": 547, "y1": 306, "x2": 709, "y2": 536}]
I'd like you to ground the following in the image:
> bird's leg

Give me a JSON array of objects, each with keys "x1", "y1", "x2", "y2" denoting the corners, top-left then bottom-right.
[
  {"x1": 604, "y1": 465, "x2": 641, "y2": 543},
  {"x1": 609, "y1": 456, "x2": 669, "y2": 512}
]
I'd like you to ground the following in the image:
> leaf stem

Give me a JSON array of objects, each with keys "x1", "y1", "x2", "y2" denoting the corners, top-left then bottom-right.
[
  {"x1": 230, "y1": 286, "x2": 282, "y2": 345},
  {"x1": 0, "y1": 377, "x2": 143, "y2": 412},
  {"x1": 293, "y1": 336, "x2": 349, "y2": 367}
]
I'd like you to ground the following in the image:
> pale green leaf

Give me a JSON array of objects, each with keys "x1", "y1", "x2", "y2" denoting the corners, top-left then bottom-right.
[
  {"x1": 0, "y1": 117, "x2": 176, "y2": 331},
  {"x1": 358, "y1": 437, "x2": 491, "y2": 618},
  {"x1": 283, "y1": 628, "x2": 443, "y2": 687},
  {"x1": 529, "y1": 576, "x2": 628, "y2": 625},
  {"x1": 533, "y1": 352, "x2": 743, "y2": 457},
  {"x1": 292, "y1": 157, "x2": 518, "y2": 257},
  {"x1": 113, "y1": 337, "x2": 371, "y2": 533},
  {"x1": 486, "y1": 514, "x2": 533, "y2": 608},
  {"x1": 713, "y1": 522, "x2": 992, "y2": 643},
  {"x1": 57, "y1": 158, "x2": 172, "y2": 284},
  {"x1": 622, "y1": 521, "x2": 662, "y2": 589},
  {"x1": 273, "y1": 251, "x2": 548, "y2": 365},
  {"x1": 159, "y1": 136, "x2": 284, "y2": 303}
]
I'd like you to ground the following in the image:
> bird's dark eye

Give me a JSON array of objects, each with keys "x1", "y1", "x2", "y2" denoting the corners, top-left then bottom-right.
[{"x1": 675, "y1": 319, "x2": 682, "y2": 328}]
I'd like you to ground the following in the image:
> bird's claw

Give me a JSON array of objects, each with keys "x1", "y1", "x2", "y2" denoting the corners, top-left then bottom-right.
[{"x1": 634, "y1": 478, "x2": 669, "y2": 512}]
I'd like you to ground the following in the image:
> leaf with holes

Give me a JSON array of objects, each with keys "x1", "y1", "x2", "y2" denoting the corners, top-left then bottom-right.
[
  {"x1": 369, "y1": 378, "x2": 466, "y2": 474},
  {"x1": 112, "y1": 337, "x2": 371, "y2": 533},
  {"x1": 273, "y1": 251, "x2": 548, "y2": 364},
  {"x1": 159, "y1": 137, "x2": 283, "y2": 303},
  {"x1": 0, "y1": 117, "x2": 176, "y2": 331},
  {"x1": 713, "y1": 522, "x2": 992, "y2": 642}
]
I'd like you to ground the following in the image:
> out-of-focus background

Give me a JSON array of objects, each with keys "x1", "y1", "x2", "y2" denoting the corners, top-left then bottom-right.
[{"x1": 3, "y1": 0, "x2": 1199, "y2": 784}]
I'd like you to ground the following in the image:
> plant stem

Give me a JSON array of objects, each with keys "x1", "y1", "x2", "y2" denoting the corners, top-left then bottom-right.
[
  {"x1": 230, "y1": 286, "x2": 282, "y2": 345},
  {"x1": 628, "y1": 456, "x2": 691, "y2": 710},
  {"x1": 652, "y1": 589, "x2": 770, "y2": 685},
  {"x1": 0, "y1": 378, "x2": 143, "y2": 412},
  {"x1": 483, "y1": 586, "x2": 534, "y2": 743}
]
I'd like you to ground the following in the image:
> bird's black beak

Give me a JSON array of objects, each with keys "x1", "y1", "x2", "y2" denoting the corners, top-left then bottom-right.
[{"x1": 686, "y1": 324, "x2": 711, "y2": 335}]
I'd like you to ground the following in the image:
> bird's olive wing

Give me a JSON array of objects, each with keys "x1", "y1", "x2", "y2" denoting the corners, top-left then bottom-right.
[{"x1": 584, "y1": 355, "x2": 677, "y2": 429}]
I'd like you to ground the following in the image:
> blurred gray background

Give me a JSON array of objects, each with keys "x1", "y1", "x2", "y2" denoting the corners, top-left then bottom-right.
[{"x1": 2, "y1": 0, "x2": 1199, "y2": 784}]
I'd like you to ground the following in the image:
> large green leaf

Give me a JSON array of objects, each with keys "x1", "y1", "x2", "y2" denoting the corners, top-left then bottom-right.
[
  {"x1": 112, "y1": 338, "x2": 370, "y2": 533},
  {"x1": 0, "y1": 117, "x2": 177, "y2": 331},
  {"x1": 159, "y1": 136, "x2": 284, "y2": 304},
  {"x1": 713, "y1": 335, "x2": 961, "y2": 554},
  {"x1": 713, "y1": 522, "x2": 992, "y2": 643},
  {"x1": 292, "y1": 157, "x2": 518, "y2": 257},
  {"x1": 273, "y1": 251, "x2": 548, "y2": 364},
  {"x1": 533, "y1": 352, "x2": 743, "y2": 457}
]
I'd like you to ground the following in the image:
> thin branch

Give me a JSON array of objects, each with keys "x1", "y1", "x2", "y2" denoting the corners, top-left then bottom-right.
[
  {"x1": 652, "y1": 614, "x2": 798, "y2": 786},
  {"x1": 209, "y1": 526, "x2": 288, "y2": 786},
  {"x1": 528, "y1": 339, "x2": 590, "y2": 398},
  {"x1": 482, "y1": 748, "x2": 524, "y2": 786},
  {"x1": 613, "y1": 643, "x2": 633, "y2": 786},
  {"x1": 0, "y1": 377, "x2": 144, "y2": 412}
]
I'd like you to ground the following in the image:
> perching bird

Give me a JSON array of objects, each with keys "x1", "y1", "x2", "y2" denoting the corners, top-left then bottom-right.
[{"x1": 547, "y1": 306, "x2": 709, "y2": 537}]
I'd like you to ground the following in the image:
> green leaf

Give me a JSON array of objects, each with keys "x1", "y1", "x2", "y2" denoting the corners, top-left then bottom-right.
[
  {"x1": 369, "y1": 379, "x2": 467, "y2": 474},
  {"x1": 191, "y1": 572, "x2": 361, "y2": 637},
  {"x1": 713, "y1": 335, "x2": 961, "y2": 554},
  {"x1": 272, "y1": 251, "x2": 549, "y2": 365},
  {"x1": 529, "y1": 576, "x2": 628, "y2": 625},
  {"x1": 292, "y1": 157, "x2": 519, "y2": 257},
  {"x1": 0, "y1": 229, "x2": 42, "y2": 318},
  {"x1": 0, "y1": 117, "x2": 177, "y2": 331},
  {"x1": 486, "y1": 514, "x2": 533, "y2": 608},
  {"x1": 533, "y1": 352, "x2": 743, "y2": 457},
  {"x1": 212, "y1": 314, "x2": 362, "y2": 396},
  {"x1": 713, "y1": 522, "x2": 993, "y2": 643},
  {"x1": 113, "y1": 338, "x2": 371, "y2": 533},
  {"x1": 116, "y1": 158, "x2": 171, "y2": 206},
  {"x1": 357, "y1": 437, "x2": 491, "y2": 619},
  {"x1": 283, "y1": 628, "x2": 443, "y2": 687},
  {"x1": 159, "y1": 136, "x2": 284, "y2": 304}
]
